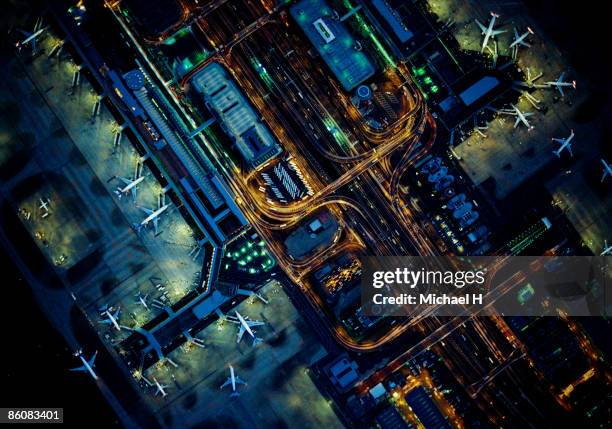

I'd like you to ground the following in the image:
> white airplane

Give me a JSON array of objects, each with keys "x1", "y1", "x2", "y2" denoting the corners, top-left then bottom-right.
[
  {"x1": 38, "y1": 198, "x2": 50, "y2": 211},
  {"x1": 475, "y1": 12, "x2": 506, "y2": 53},
  {"x1": 498, "y1": 104, "x2": 534, "y2": 130},
  {"x1": 509, "y1": 27, "x2": 534, "y2": 49},
  {"x1": 545, "y1": 73, "x2": 576, "y2": 97},
  {"x1": 115, "y1": 176, "x2": 144, "y2": 202},
  {"x1": 100, "y1": 305, "x2": 122, "y2": 331},
  {"x1": 14, "y1": 17, "x2": 47, "y2": 52},
  {"x1": 135, "y1": 194, "x2": 169, "y2": 234},
  {"x1": 135, "y1": 292, "x2": 149, "y2": 310},
  {"x1": 153, "y1": 378, "x2": 169, "y2": 397},
  {"x1": 220, "y1": 365, "x2": 246, "y2": 397},
  {"x1": 69, "y1": 350, "x2": 98, "y2": 380},
  {"x1": 600, "y1": 159, "x2": 612, "y2": 182},
  {"x1": 552, "y1": 130, "x2": 575, "y2": 158},
  {"x1": 601, "y1": 240, "x2": 612, "y2": 256},
  {"x1": 228, "y1": 311, "x2": 264, "y2": 346}
]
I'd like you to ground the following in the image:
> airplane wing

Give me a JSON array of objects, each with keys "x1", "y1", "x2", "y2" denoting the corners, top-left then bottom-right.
[
  {"x1": 558, "y1": 72, "x2": 565, "y2": 82},
  {"x1": 139, "y1": 206, "x2": 154, "y2": 215},
  {"x1": 220, "y1": 377, "x2": 233, "y2": 389},
  {"x1": 17, "y1": 29, "x2": 31, "y2": 38},
  {"x1": 112, "y1": 308, "x2": 120, "y2": 320},
  {"x1": 491, "y1": 29, "x2": 506, "y2": 36},
  {"x1": 69, "y1": 364, "x2": 88, "y2": 372},
  {"x1": 87, "y1": 353, "x2": 97, "y2": 368},
  {"x1": 567, "y1": 145, "x2": 573, "y2": 157},
  {"x1": 514, "y1": 117, "x2": 521, "y2": 128},
  {"x1": 118, "y1": 177, "x2": 132, "y2": 186},
  {"x1": 130, "y1": 187, "x2": 137, "y2": 201},
  {"x1": 475, "y1": 20, "x2": 487, "y2": 33},
  {"x1": 153, "y1": 217, "x2": 159, "y2": 235},
  {"x1": 247, "y1": 321, "x2": 265, "y2": 328},
  {"x1": 235, "y1": 376, "x2": 247, "y2": 386},
  {"x1": 236, "y1": 325, "x2": 246, "y2": 343}
]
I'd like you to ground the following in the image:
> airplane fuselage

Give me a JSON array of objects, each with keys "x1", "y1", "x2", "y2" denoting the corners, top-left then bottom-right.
[
  {"x1": 118, "y1": 176, "x2": 144, "y2": 195},
  {"x1": 16, "y1": 27, "x2": 46, "y2": 49},
  {"x1": 230, "y1": 366, "x2": 237, "y2": 391},
  {"x1": 79, "y1": 355, "x2": 98, "y2": 380},
  {"x1": 235, "y1": 311, "x2": 255, "y2": 338},
  {"x1": 141, "y1": 204, "x2": 169, "y2": 226},
  {"x1": 102, "y1": 310, "x2": 121, "y2": 331}
]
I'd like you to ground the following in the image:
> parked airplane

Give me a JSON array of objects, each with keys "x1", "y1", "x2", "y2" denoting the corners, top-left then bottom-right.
[
  {"x1": 69, "y1": 350, "x2": 98, "y2": 380},
  {"x1": 475, "y1": 12, "x2": 506, "y2": 53},
  {"x1": 99, "y1": 305, "x2": 122, "y2": 331},
  {"x1": 153, "y1": 378, "x2": 168, "y2": 397},
  {"x1": 509, "y1": 27, "x2": 534, "y2": 49},
  {"x1": 39, "y1": 197, "x2": 51, "y2": 218},
  {"x1": 135, "y1": 292, "x2": 149, "y2": 310},
  {"x1": 38, "y1": 198, "x2": 50, "y2": 211},
  {"x1": 227, "y1": 311, "x2": 264, "y2": 346},
  {"x1": 498, "y1": 104, "x2": 534, "y2": 130},
  {"x1": 545, "y1": 73, "x2": 576, "y2": 97},
  {"x1": 552, "y1": 130, "x2": 575, "y2": 158},
  {"x1": 220, "y1": 365, "x2": 246, "y2": 397},
  {"x1": 601, "y1": 159, "x2": 612, "y2": 182},
  {"x1": 135, "y1": 193, "x2": 169, "y2": 234},
  {"x1": 14, "y1": 17, "x2": 47, "y2": 52},
  {"x1": 115, "y1": 176, "x2": 144, "y2": 202},
  {"x1": 601, "y1": 241, "x2": 612, "y2": 256}
]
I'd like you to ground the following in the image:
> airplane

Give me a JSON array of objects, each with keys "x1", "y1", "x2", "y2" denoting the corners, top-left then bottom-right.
[
  {"x1": 227, "y1": 311, "x2": 264, "y2": 346},
  {"x1": 552, "y1": 129, "x2": 575, "y2": 158},
  {"x1": 135, "y1": 292, "x2": 149, "y2": 310},
  {"x1": 509, "y1": 27, "x2": 534, "y2": 49},
  {"x1": 498, "y1": 104, "x2": 535, "y2": 130},
  {"x1": 14, "y1": 17, "x2": 47, "y2": 52},
  {"x1": 220, "y1": 365, "x2": 246, "y2": 397},
  {"x1": 135, "y1": 193, "x2": 169, "y2": 234},
  {"x1": 69, "y1": 350, "x2": 98, "y2": 380},
  {"x1": 601, "y1": 158, "x2": 612, "y2": 182},
  {"x1": 153, "y1": 378, "x2": 169, "y2": 397},
  {"x1": 99, "y1": 305, "x2": 122, "y2": 331},
  {"x1": 545, "y1": 72, "x2": 576, "y2": 97},
  {"x1": 115, "y1": 176, "x2": 144, "y2": 202},
  {"x1": 601, "y1": 240, "x2": 612, "y2": 256},
  {"x1": 38, "y1": 198, "x2": 51, "y2": 211},
  {"x1": 475, "y1": 12, "x2": 506, "y2": 53}
]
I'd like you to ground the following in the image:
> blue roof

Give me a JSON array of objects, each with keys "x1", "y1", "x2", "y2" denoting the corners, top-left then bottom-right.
[
  {"x1": 459, "y1": 76, "x2": 500, "y2": 106},
  {"x1": 290, "y1": 0, "x2": 376, "y2": 91},
  {"x1": 371, "y1": 0, "x2": 413, "y2": 43}
]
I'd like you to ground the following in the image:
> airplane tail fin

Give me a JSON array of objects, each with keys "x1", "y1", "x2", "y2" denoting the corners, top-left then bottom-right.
[
  {"x1": 252, "y1": 337, "x2": 263, "y2": 347},
  {"x1": 231, "y1": 391, "x2": 240, "y2": 398}
]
